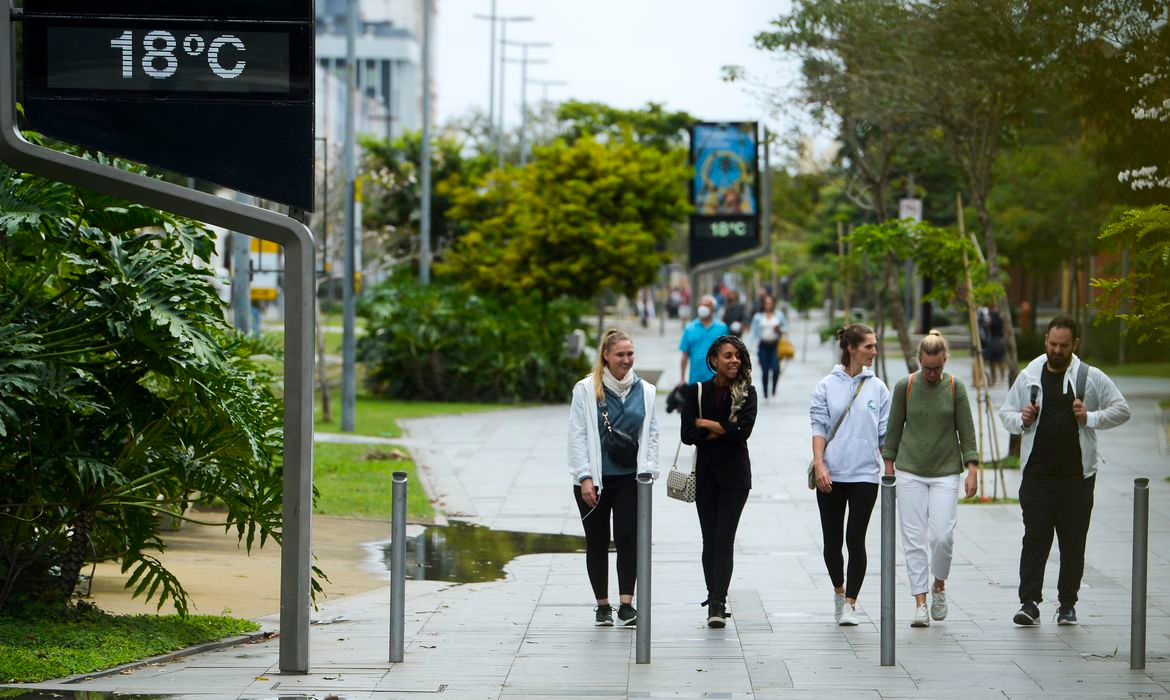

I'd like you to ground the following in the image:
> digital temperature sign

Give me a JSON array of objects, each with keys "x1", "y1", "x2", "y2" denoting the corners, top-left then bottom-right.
[{"x1": 19, "y1": 4, "x2": 314, "y2": 210}]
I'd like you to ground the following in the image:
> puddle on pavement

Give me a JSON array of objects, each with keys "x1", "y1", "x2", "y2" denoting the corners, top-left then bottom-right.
[{"x1": 382, "y1": 520, "x2": 586, "y2": 583}]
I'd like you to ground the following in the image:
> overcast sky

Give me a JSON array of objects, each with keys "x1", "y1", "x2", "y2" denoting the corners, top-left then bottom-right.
[{"x1": 425, "y1": 0, "x2": 800, "y2": 136}]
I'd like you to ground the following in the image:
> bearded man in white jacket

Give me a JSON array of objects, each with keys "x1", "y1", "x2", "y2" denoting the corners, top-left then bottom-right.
[{"x1": 999, "y1": 315, "x2": 1130, "y2": 627}]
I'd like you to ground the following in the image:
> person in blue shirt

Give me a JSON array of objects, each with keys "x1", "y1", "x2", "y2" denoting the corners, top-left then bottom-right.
[{"x1": 678, "y1": 295, "x2": 729, "y2": 385}]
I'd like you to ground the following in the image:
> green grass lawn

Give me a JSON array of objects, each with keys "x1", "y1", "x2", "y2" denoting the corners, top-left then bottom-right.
[
  {"x1": 314, "y1": 442, "x2": 434, "y2": 520},
  {"x1": 1095, "y1": 362, "x2": 1170, "y2": 379},
  {"x1": 0, "y1": 605, "x2": 258, "y2": 683},
  {"x1": 315, "y1": 395, "x2": 509, "y2": 438}
]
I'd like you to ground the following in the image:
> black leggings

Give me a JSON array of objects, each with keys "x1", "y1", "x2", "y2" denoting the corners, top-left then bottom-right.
[
  {"x1": 574, "y1": 476, "x2": 637, "y2": 600},
  {"x1": 816, "y1": 481, "x2": 878, "y2": 600},
  {"x1": 695, "y1": 478, "x2": 750, "y2": 605}
]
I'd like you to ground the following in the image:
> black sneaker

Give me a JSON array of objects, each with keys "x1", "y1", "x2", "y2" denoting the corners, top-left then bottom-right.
[
  {"x1": 707, "y1": 602, "x2": 726, "y2": 629},
  {"x1": 594, "y1": 604, "x2": 614, "y2": 626},
  {"x1": 1056, "y1": 606, "x2": 1078, "y2": 626},
  {"x1": 617, "y1": 603, "x2": 637, "y2": 627},
  {"x1": 1013, "y1": 601, "x2": 1040, "y2": 626}
]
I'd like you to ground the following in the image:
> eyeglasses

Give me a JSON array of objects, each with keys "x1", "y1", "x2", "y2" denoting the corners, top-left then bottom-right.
[{"x1": 920, "y1": 363, "x2": 945, "y2": 374}]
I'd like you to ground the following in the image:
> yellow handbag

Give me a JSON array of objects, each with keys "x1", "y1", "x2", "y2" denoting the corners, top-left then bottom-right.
[{"x1": 777, "y1": 337, "x2": 796, "y2": 360}]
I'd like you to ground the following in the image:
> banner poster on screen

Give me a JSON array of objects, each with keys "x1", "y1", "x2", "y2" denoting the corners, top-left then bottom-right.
[{"x1": 689, "y1": 122, "x2": 760, "y2": 267}]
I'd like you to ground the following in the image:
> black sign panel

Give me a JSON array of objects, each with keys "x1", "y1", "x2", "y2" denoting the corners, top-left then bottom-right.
[
  {"x1": 688, "y1": 122, "x2": 760, "y2": 267},
  {"x1": 20, "y1": 4, "x2": 314, "y2": 210},
  {"x1": 690, "y1": 217, "x2": 759, "y2": 267}
]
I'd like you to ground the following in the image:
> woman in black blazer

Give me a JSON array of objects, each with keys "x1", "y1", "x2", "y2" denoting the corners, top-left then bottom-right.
[{"x1": 681, "y1": 335, "x2": 757, "y2": 627}]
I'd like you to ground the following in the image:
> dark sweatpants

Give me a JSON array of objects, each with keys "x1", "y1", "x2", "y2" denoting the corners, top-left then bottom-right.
[{"x1": 1018, "y1": 474, "x2": 1095, "y2": 607}]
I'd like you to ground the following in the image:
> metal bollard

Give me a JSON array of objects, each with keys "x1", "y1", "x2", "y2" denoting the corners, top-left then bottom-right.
[
  {"x1": 636, "y1": 471, "x2": 653, "y2": 664},
  {"x1": 880, "y1": 475, "x2": 896, "y2": 667},
  {"x1": 390, "y1": 471, "x2": 407, "y2": 663},
  {"x1": 1131, "y1": 477, "x2": 1149, "y2": 670}
]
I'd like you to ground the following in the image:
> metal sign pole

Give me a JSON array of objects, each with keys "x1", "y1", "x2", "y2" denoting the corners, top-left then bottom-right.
[
  {"x1": 390, "y1": 472, "x2": 408, "y2": 662},
  {"x1": 636, "y1": 471, "x2": 653, "y2": 664},
  {"x1": 1, "y1": 8, "x2": 316, "y2": 672},
  {"x1": 880, "y1": 475, "x2": 896, "y2": 667}
]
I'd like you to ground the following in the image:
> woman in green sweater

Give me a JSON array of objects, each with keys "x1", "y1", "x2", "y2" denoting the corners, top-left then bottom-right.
[{"x1": 882, "y1": 331, "x2": 979, "y2": 628}]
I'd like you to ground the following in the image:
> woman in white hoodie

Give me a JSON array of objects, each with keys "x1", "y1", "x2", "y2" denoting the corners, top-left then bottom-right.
[
  {"x1": 567, "y1": 329, "x2": 659, "y2": 627},
  {"x1": 809, "y1": 323, "x2": 890, "y2": 626}
]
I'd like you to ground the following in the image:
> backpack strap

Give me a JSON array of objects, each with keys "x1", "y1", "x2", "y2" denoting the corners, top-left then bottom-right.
[
  {"x1": 905, "y1": 372, "x2": 915, "y2": 402},
  {"x1": 1075, "y1": 361, "x2": 1089, "y2": 401}
]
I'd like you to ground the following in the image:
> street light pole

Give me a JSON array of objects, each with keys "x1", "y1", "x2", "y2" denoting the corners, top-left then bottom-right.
[
  {"x1": 472, "y1": 1, "x2": 498, "y2": 153},
  {"x1": 341, "y1": 0, "x2": 358, "y2": 432},
  {"x1": 419, "y1": 0, "x2": 432, "y2": 285},
  {"x1": 503, "y1": 40, "x2": 550, "y2": 167},
  {"x1": 495, "y1": 16, "x2": 532, "y2": 169}
]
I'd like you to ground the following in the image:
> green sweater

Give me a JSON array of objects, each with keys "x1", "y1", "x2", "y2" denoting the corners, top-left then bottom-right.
[{"x1": 881, "y1": 371, "x2": 979, "y2": 477}]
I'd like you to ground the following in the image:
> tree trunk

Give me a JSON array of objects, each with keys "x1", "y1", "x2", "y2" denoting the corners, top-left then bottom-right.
[
  {"x1": 315, "y1": 298, "x2": 332, "y2": 424},
  {"x1": 596, "y1": 295, "x2": 606, "y2": 339},
  {"x1": 58, "y1": 509, "x2": 95, "y2": 600},
  {"x1": 885, "y1": 253, "x2": 917, "y2": 373}
]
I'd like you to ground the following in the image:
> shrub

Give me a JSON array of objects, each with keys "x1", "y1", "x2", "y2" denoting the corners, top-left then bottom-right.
[{"x1": 358, "y1": 277, "x2": 590, "y2": 403}]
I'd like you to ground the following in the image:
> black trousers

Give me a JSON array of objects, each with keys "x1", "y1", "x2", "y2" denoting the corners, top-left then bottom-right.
[
  {"x1": 816, "y1": 481, "x2": 878, "y2": 599},
  {"x1": 574, "y1": 475, "x2": 637, "y2": 600},
  {"x1": 695, "y1": 477, "x2": 749, "y2": 605},
  {"x1": 1018, "y1": 474, "x2": 1095, "y2": 606}
]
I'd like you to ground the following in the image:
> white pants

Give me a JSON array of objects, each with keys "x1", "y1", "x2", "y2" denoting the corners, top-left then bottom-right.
[{"x1": 896, "y1": 471, "x2": 960, "y2": 596}]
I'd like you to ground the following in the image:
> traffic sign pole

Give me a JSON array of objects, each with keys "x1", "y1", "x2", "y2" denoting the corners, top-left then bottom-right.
[{"x1": 1, "y1": 6, "x2": 316, "y2": 673}]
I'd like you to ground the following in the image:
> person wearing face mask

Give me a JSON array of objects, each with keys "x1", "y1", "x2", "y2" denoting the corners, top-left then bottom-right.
[
  {"x1": 568, "y1": 329, "x2": 660, "y2": 627},
  {"x1": 999, "y1": 315, "x2": 1129, "y2": 627},
  {"x1": 681, "y1": 335, "x2": 757, "y2": 627},
  {"x1": 678, "y1": 295, "x2": 729, "y2": 386}
]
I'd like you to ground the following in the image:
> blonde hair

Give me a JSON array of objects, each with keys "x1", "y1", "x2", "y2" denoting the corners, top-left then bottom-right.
[
  {"x1": 593, "y1": 329, "x2": 632, "y2": 401},
  {"x1": 918, "y1": 329, "x2": 948, "y2": 358}
]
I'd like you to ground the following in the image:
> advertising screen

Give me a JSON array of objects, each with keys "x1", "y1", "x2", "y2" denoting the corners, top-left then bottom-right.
[{"x1": 691, "y1": 122, "x2": 758, "y2": 217}]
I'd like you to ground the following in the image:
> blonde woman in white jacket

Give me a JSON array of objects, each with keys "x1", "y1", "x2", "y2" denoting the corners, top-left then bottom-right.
[{"x1": 567, "y1": 329, "x2": 659, "y2": 627}]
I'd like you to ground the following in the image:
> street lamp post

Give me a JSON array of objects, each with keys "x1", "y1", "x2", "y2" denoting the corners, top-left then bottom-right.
[
  {"x1": 503, "y1": 40, "x2": 551, "y2": 167},
  {"x1": 494, "y1": 16, "x2": 532, "y2": 169}
]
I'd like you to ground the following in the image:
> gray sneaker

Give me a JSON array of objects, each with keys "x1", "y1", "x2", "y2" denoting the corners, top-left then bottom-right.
[
  {"x1": 931, "y1": 590, "x2": 948, "y2": 621},
  {"x1": 834, "y1": 593, "x2": 846, "y2": 623}
]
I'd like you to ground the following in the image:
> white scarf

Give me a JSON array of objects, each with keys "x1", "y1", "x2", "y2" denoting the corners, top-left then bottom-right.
[{"x1": 602, "y1": 366, "x2": 637, "y2": 401}]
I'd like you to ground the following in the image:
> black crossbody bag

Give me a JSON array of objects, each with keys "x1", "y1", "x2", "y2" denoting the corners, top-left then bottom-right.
[{"x1": 598, "y1": 399, "x2": 640, "y2": 469}]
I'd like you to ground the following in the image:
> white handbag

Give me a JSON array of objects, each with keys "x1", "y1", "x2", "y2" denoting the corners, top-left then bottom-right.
[{"x1": 666, "y1": 382, "x2": 699, "y2": 503}]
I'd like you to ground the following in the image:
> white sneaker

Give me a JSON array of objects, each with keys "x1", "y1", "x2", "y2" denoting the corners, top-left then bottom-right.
[
  {"x1": 931, "y1": 590, "x2": 948, "y2": 621},
  {"x1": 838, "y1": 603, "x2": 858, "y2": 626},
  {"x1": 911, "y1": 604, "x2": 930, "y2": 628},
  {"x1": 834, "y1": 593, "x2": 846, "y2": 623}
]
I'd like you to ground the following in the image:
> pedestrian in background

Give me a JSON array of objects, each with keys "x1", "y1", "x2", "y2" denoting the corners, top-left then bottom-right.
[
  {"x1": 678, "y1": 295, "x2": 729, "y2": 385},
  {"x1": 749, "y1": 294, "x2": 788, "y2": 401},
  {"x1": 722, "y1": 290, "x2": 749, "y2": 337},
  {"x1": 681, "y1": 335, "x2": 757, "y2": 628},
  {"x1": 1000, "y1": 315, "x2": 1130, "y2": 627},
  {"x1": 809, "y1": 323, "x2": 890, "y2": 626},
  {"x1": 568, "y1": 329, "x2": 660, "y2": 627},
  {"x1": 882, "y1": 330, "x2": 978, "y2": 628}
]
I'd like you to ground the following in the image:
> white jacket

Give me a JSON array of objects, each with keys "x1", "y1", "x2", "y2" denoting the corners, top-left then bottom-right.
[
  {"x1": 809, "y1": 364, "x2": 891, "y2": 484},
  {"x1": 998, "y1": 354, "x2": 1131, "y2": 478},
  {"x1": 567, "y1": 375, "x2": 660, "y2": 491}
]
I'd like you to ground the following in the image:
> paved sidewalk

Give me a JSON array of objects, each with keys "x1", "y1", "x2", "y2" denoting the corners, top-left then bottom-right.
[{"x1": 8, "y1": 313, "x2": 1170, "y2": 699}]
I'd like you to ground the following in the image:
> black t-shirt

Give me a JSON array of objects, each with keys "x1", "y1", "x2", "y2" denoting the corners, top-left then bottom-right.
[{"x1": 1025, "y1": 366, "x2": 1083, "y2": 478}]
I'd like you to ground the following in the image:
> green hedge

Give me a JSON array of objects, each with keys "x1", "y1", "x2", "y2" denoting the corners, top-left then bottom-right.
[{"x1": 358, "y1": 278, "x2": 590, "y2": 403}]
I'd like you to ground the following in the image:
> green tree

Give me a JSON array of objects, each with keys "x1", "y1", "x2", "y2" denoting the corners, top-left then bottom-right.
[
  {"x1": 554, "y1": 100, "x2": 694, "y2": 151},
  {"x1": 0, "y1": 154, "x2": 288, "y2": 614},
  {"x1": 1091, "y1": 206, "x2": 1170, "y2": 343},
  {"x1": 754, "y1": 0, "x2": 927, "y2": 371},
  {"x1": 439, "y1": 135, "x2": 691, "y2": 302},
  {"x1": 360, "y1": 130, "x2": 492, "y2": 262}
]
